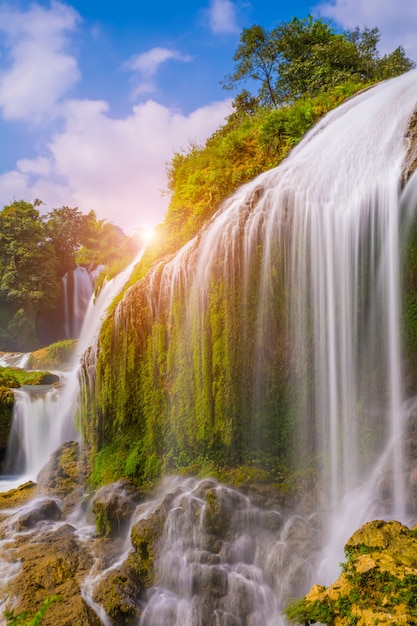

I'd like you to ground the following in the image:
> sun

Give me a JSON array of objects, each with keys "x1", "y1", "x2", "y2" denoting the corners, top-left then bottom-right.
[
  {"x1": 136, "y1": 227, "x2": 155, "y2": 245},
  {"x1": 142, "y1": 228, "x2": 155, "y2": 242}
]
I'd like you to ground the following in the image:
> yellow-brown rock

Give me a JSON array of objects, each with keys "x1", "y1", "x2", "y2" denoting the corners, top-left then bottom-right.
[{"x1": 286, "y1": 519, "x2": 417, "y2": 625}]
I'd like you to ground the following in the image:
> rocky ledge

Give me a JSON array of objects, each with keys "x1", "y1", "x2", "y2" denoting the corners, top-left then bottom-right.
[{"x1": 286, "y1": 518, "x2": 417, "y2": 625}]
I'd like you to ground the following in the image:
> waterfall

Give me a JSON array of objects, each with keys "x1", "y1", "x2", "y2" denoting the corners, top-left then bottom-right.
[
  {"x1": 62, "y1": 265, "x2": 102, "y2": 339},
  {"x1": 95, "y1": 70, "x2": 417, "y2": 600},
  {"x1": 2, "y1": 72, "x2": 417, "y2": 624},
  {"x1": 2, "y1": 385, "x2": 61, "y2": 486},
  {"x1": 0, "y1": 352, "x2": 30, "y2": 368},
  {"x1": 0, "y1": 252, "x2": 145, "y2": 493}
]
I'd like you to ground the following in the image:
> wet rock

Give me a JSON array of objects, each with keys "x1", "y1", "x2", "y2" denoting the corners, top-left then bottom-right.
[
  {"x1": 92, "y1": 479, "x2": 139, "y2": 537},
  {"x1": 280, "y1": 514, "x2": 321, "y2": 556},
  {"x1": 92, "y1": 565, "x2": 144, "y2": 625},
  {"x1": 190, "y1": 563, "x2": 229, "y2": 598},
  {"x1": 14, "y1": 497, "x2": 62, "y2": 530},
  {"x1": 37, "y1": 372, "x2": 60, "y2": 385},
  {"x1": 129, "y1": 507, "x2": 165, "y2": 586},
  {"x1": 203, "y1": 487, "x2": 240, "y2": 538},
  {"x1": 0, "y1": 480, "x2": 37, "y2": 512},
  {"x1": 8, "y1": 523, "x2": 101, "y2": 626},
  {"x1": 224, "y1": 533, "x2": 256, "y2": 564},
  {"x1": 37, "y1": 441, "x2": 82, "y2": 498}
]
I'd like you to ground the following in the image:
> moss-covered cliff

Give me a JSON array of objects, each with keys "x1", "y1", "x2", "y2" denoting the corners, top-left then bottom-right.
[
  {"x1": 79, "y1": 77, "x2": 417, "y2": 494},
  {"x1": 81, "y1": 186, "x2": 293, "y2": 486}
]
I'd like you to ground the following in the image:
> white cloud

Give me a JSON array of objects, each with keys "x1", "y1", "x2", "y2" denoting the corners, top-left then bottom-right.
[
  {"x1": 17, "y1": 156, "x2": 53, "y2": 176},
  {"x1": 124, "y1": 47, "x2": 192, "y2": 98},
  {"x1": 0, "y1": 1, "x2": 80, "y2": 122},
  {"x1": 207, "y1": 0, "x2": 239, "y2": 34},
  {"x1": 0, "y1": 97, "x2": 233, "y2": 233},
  {"x1": 315, "y1": 0, "x2": 417, "y2": 61},
  {"x1": 0, "y1": 2, "x2": 234, "y2": 234}
]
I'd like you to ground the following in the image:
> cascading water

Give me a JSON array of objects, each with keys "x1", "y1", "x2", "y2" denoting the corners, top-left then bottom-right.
[
  {"x1": 2, "y1": 72, "x2": 417, "y2": 624},
  {"x1": 0, "y1": 252, "x2": 144, "y2": 493},
  {"x1": 95, "y1": 69, "x2": 417, "y2": 610},
  {"x1": 62, "y1": 265, "x2": 103, "y2": 339}
]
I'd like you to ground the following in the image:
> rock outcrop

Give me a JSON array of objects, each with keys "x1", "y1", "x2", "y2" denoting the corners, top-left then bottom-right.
[{"x1": 286, "y1": 519, "x2": 417, "y2": 625}]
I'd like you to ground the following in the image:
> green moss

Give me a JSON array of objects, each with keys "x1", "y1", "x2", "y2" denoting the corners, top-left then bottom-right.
[
  {"x1": 27, "y1": 339, "x2": 76, "y2": 370},
  {"x1": 0, "y1": 366, "x2": 58, "y2": 387}
]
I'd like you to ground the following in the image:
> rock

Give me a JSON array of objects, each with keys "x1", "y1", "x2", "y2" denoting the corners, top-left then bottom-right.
[
  {"x1": 13, "y1": 497, "x2": 62, "y2": 530},
  {"x1": 280, "y1": 514, "x2": 321, "y2": 556},
  {"x1": 37, "y1": 441, "x2": 83, "y2": 499},
  {"x1": 37, "y1": 373, "x2": 60, "y2": 385},
  {"x1": 0, "y1": 481, "x2": 37, "y2": 511},
  {"x1": 6, "y1": 523, "x2": 101, "y2": 626},
  {"x1": 92, "y1": 479, "x2": 139, "y2": 538},
  {"x1": 190, "y1": 562, "x2": 229, "y2": 597},
  {"x1": 92, "y1": 565, "x2": 144, "y2": 625},
  {"x1": 286, "y1": 519, "x2": 417, "y2": 625}
]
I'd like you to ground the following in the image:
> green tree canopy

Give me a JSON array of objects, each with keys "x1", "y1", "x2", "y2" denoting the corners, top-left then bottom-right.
[
  {"x1": 0, "y1": 200, "x2": 59, "y2": 312},
  {"x1": 222, "y1": 16, "x2": 415, "y2": 106},
  {"x1": 0, "y1": 200, "x2": 140, "y2": 351},
  {"x1": 43, "y1": 206, "x2": 95, "y2": 276}
]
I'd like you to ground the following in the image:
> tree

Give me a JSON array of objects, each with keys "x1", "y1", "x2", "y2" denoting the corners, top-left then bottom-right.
[
  {"x1": 376, "y1": 46, "x2": 416, "y2": 80},
  {"x1": 272, "y1": 16, "x2": 362, "y2": 101},
  {"x1": 0, "y1": 201, "x2": 60, "y2": 350},
  {"x1": 223, "y1": 16, "x2": 416, "y2": 107},
  {"x1": 222, "y1": 25, "x2": 281, "y2": 108},
  {"x1": 43, "y1": 206, "x2": 92, "y2": 276}
]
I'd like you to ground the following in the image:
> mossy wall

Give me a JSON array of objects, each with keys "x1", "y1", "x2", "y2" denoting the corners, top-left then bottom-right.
[
  {"x1": 81, "y1": 189, "x2": 294, "y2": 486},
  {"x1": 80, "y1": 182, "x2": 417, "y2": 489}
]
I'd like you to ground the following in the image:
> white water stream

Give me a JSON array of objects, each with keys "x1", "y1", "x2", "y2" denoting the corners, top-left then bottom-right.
[{"x1": 0, "y1": 252, "x2": 144, "y2": 492}]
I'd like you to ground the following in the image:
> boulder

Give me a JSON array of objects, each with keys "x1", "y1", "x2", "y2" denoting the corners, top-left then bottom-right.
[
  {"x1": 286, "y1": 519, "x2": 417, "y2": 625},
  {"x1": 13, "y1": 496, "x2": 62, "y2": 530},
  {"x1": 91, "y1": 479, "x2": 139, "y2": 538},
  {"x1": 37, "y1": 441, "x2": 83, "y2": 499},
  {"x1": 0, "y1": 481, "x2": 37, "y2": 512}
]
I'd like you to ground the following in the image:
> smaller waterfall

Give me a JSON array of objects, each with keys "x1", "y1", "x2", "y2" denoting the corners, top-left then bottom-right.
[
  {"x1": 0, "y1": 250, "x2": 146, "y2": 493},
  {"x1": 0, "y1": 352, "x2": 30, "y2": 369},
  {"x1": 2, "y1": 384, "x2": 61, "y2": 487},
  {"x1": 62, "y1": 265, "x2": 103, "y2": 340},
  {"x1": 78, "y1": 477, "x2": 320, "y2": 626}
]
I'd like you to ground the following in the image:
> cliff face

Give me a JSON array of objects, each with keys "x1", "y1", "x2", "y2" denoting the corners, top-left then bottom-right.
[
  {"x1": 81, "y1": 75, "x2": 417, "y2": 499},
  {"x1": 81, "y1": 183, "x2": 293, "y2": 486}
]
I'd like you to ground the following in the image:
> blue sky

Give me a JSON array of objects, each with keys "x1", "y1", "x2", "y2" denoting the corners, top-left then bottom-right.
[{"x1": 0, "y1": 0, "x2": 416, "y2": 233}]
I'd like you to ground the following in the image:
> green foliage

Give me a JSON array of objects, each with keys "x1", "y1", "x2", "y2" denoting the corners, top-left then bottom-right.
[
  {"x1": 26, "y1": 339, "x2": 76, "y2": 370},
  {"x1": 0, "y1": 200, "x2": 139, "y2": 352},
  {"x1": 0, "y1": 201, "x2": 60, "y2": 351},
  {"x1": 223, "y1": 16, "x2": 415, "y2": 107},
  {"x1": 43, "y1": 206, "x2": 92, "y2": 276},
  {"x1": 222, "y1": 24, "x2": 281, "y2": 108},
  {"x1": 0, "y1": 366, "x2": 56, "y2": 387},
  {"x1": 284, "y1": 596, "x2": 335, "y2": 624},
  {"x1": 149, "y1": 81, "x2": 367, "y2": 269},
  {"x1": 287, "y1": 521, "x2": 417, "y2": 624},
  {"x1": 4, "y1": 595, "x2": 60, "y2": 625}
]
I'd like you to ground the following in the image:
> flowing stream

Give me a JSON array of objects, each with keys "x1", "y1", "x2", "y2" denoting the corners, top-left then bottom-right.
[{"x1": 2, "y1": 71, "x2": 417, "y2": 624}]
